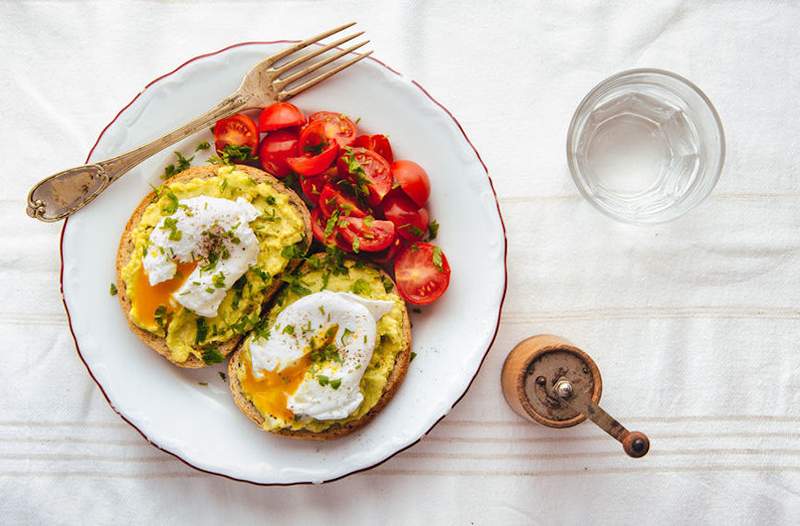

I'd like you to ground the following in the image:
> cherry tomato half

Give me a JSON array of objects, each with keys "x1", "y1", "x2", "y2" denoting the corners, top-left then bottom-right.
[
  {"x1": 391, "y1": 160, "x2": 431, "y2": 207},
  {"x1": 337, "y1": 147, "x2": 393, "y2": 207},
  {"x1": 394, "y1": 242, "x2": 451, "y2": 305},
  {"x1": 319, "y1": 184, "x2": 367, "y2": 219},
  {"x1": 287, "y1": 141, "x2": 339, "y2": 177},
  {"x1": 213, "y1": 114, "x2": 259, "y2": 152},
  {"x1": 308, "y1": 111, "x2": 357, "y2": 147},
  {"x1": 311, "y1": 207, "x2": 351, "y2": 251},
  {"x1": 353, "y1": 134, "x2": 394, "y2": 163},
  {"x1": 258, "y1": 130, "x2": 298, "y2": 178},
  {"x1": 257, "y1": 102, "x2": 306, "y2": 132},
  {"x1": 381, "y1": 191, "x2": 430, "y2": 241},
  {"x1": 337, "y1": 216, "x2": 396, "y2": 253}
]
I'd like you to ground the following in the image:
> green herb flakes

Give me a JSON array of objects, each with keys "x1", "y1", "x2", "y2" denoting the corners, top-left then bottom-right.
[
  {"x1": 351, "y1": 278, "x2": 370, "y2": 296},
  {"x1": 154, "y1": 305, "x2": 167, "y2": 329},
  {"x1": 432, "y1": 246, "x2": 444, "y2": 272},
  {"x1": 201, "y1": 347, "x2": 224, "y2": 365},
  {"x1": 195, "y1": 318, "x2": 208, "y2": 344},
  {"x1": 427, "y1": 219, "x2": 439, "y2": 240}
]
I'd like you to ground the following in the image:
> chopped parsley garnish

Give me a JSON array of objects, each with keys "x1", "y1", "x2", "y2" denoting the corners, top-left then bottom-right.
[
  {"x1": 381, "y1": 275, "x2": 394, "y2": 293},
  {"x1": 161, "y1": 189, "x2": 179, "y2": 214},
  {"x1": 154, "y1": 305, "x2": 167, "y2": 329},
  {"x1": 161, "y1": 217, "x2": 182, "y2": 241},
  {"x1": 324, "y1": 209, "x2": 340, "y2": 237},
  {"x1": 266, "y1": 195, "x2": 277, "y2": 205},
  {"x1": 340, "y1": 147, "x2": 370, "y2": 198},
  {"x1": 317, "y1": 374, "x2": 330, "y2": 386},
  {"x1": 195, "y1": 141, "x2": 210, "y2": 152},
  {"x1": 399, "y1": 223, "x2": 425, "y2": 238},
  {"x1": 432, "y1": 246, "x2": 444, "y2": 272},
  {"x1": 219, "y1": 178, "x2": 229, "y2": 194},
  {"x1": 200, "y1": 250, "x2": 220, "y2": 273},
  {"x1": 254, "y1": 268, "x2": 270, "y2": 282},
  {"x1": 212, "y1": 272, "x2": 226, "y2": 288},
  {"x1": 195, "y1": 318, "x2": 208, "y2": 344},
  {"x1": 231, "y1": 275, "x2": 246, "y2": 310},
  {"x1": 428, "y1": 219, "x2": 439, "y2": 240},
  {"x1": 410, "y1": 352, "x2": 417, "y2": 362},
  {"x1": 252, "y1": 317, "x2": 271, "y2": 340},
  {"x1": 201, "y1": 347, "x2": 224, "y2": 365},
  {"x1": 218, "y1": 371, "x2": 227, "y2": 381},
  {"x1": 198, "y1": 382, "x2": 208, "y2": 386},
  {"x1": 281, "y1": 243, "x2": 303, "y2": 260},
  {"x1": 161, "y1": 151, "x2": 193, "y2": 180},
  {"x1": 363, "y1": 215, "x2": 375, "y2": 227},
  {"x1": 351, "y1": 278, "x2": 370, "y2": 295},
  {"x1": 205, "y1": 287, "x2": 215, "y2": 294},
  {"x1": 282, "y1": 325, "x2": 295, "y2": 336},
  {"x1": 330, "y1": 378, "x2": 342, "y2": 390},
  {"x1": 175, "y1": 151, "x2": 192, "y2": 171},
  {"x1": 303, "y1": 142, "x2": 325, "y2": 155},
  {"x1": 351, "y1": 236, "x2": 360, "y2": 254},
  {"x1": 310, "y1": 343, "x2": 342, "y2": 364},
  {"x1": 208, "y1": 144, "x2": 258, "y2": 165},
  {"x1": 281, "y1": 274, "x2": 312, "y2": 296},
  {"x1": 341, "y1": 327, "x2": 354, "y2": 345},
  {"x1": 109, "y1": 283, "x2": 118, "y2": 296}
]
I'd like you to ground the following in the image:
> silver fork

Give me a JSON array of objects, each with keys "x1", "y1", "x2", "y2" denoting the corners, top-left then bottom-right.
[{"x1": 26, "y1": 22, "x2": 371, "y2": 222}]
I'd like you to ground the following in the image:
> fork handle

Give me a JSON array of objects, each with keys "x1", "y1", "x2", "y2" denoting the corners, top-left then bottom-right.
[{"x1": 26, "y1": 91, "x2": 250, "y2": 222}]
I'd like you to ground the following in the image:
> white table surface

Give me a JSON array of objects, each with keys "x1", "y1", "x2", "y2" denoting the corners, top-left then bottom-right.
[{"x1": 3, "y1": 1, "x2": 800, "y2": 523}]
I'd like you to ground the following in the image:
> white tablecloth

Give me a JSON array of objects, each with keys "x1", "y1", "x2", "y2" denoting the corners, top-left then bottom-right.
[{"x1": 4, "y1": 1, "x2": 800, "y2": 523}]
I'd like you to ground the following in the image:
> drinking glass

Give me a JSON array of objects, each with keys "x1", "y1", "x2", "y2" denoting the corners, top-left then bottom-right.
[{"x1": 567, "y1": 69, "x2": 725, "y2": 224}]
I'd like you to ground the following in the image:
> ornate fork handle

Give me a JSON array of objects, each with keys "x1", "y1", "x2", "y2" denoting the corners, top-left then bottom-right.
[{"x1": 26, "y1": 92, "x2": 249, "y2": 222}]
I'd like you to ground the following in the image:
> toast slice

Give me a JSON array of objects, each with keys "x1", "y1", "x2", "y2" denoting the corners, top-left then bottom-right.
[
  {"x1": 228, "y1": 255, "x2": 412, "y2": 439},
  {"x1": 116, "y1": 164, "x2": 312, "y2": 368}
]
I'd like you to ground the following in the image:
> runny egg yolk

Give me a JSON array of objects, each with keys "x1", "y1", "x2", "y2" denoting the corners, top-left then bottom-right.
[
  {"x1": 134, "y1": 261, "x2": 197, "y2": 327},
  {"x1": 243, "y1": 354, "x2": 312, "y2": 421},
  {"x1": 243, "y1": 325, "x2": 338, "y2": 421}
]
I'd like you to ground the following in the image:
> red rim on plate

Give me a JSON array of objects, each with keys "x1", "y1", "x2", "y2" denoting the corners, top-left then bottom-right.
[{"x1": 59, "y1": 40, "x2": 509, "y2": 486}]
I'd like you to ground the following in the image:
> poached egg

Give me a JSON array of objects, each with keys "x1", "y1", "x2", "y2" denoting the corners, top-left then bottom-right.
[
  {"x1": 247, "y1": 291, "x2": 394, "y2": 421},
  {"x1": 142, "y1": 196, "x2": 261, "y2": 318}
]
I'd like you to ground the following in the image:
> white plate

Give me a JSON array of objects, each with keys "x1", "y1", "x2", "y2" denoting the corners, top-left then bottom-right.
[{"x1": 61, "y1": 41, "x2": 507, "y2": 485}]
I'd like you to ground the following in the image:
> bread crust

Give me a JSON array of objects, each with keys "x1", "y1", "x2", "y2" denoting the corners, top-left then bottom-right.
[
  {"x1": 227, "y1": 256, "x2": 412, "y2": 440},
  {"x1": 115, "y1": 164, "x2": 312, "y2": 368}
]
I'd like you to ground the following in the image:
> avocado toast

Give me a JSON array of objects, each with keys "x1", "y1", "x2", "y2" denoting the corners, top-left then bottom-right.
[
  {"x1": 228, "y1": 252, "x2": 412, "y2": 440},
  {"x1": 116, "y1": 164, "x2": 311, "y2": 368}
]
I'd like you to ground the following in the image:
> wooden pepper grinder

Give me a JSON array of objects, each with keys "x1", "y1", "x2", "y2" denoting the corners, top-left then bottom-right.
[{"x1": 501, "y1": 334, "x2": 650, "y2": 458}]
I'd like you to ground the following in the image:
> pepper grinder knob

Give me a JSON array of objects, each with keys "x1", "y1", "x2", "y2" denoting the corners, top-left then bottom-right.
[{"x1": 622, "y1": 431, "x2": 650, "y2": 458}]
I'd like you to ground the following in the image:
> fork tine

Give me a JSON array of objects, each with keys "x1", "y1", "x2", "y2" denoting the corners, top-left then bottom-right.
[
  {"x1": 278, "y1": 51, "x2": 373, "y2": 100},
  {"x1": 274, "y1": 31, "x2": 365, "y2": 76},
  {"x1": 267, "y1": 22, "x2": 356, "y2": 65},
  {"x1": 276, "y1": 41, "x2": 370, "y2": 88}
]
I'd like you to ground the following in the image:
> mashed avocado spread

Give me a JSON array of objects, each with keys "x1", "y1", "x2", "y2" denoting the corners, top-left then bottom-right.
[
  {"x1": 237, "y1": 255, "x2": 407, "y2": 432},
  {"x1": 120, "y1": 166, "x2": 307, "y2": 363}
]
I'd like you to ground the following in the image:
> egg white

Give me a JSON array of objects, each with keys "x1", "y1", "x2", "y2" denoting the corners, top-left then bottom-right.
[
  {"x1": 249, "y1": 291, "x2": 394, "y2": 420},
  {"x1": 143, "y1": 196, "x2": 261, "y2": 317}
]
